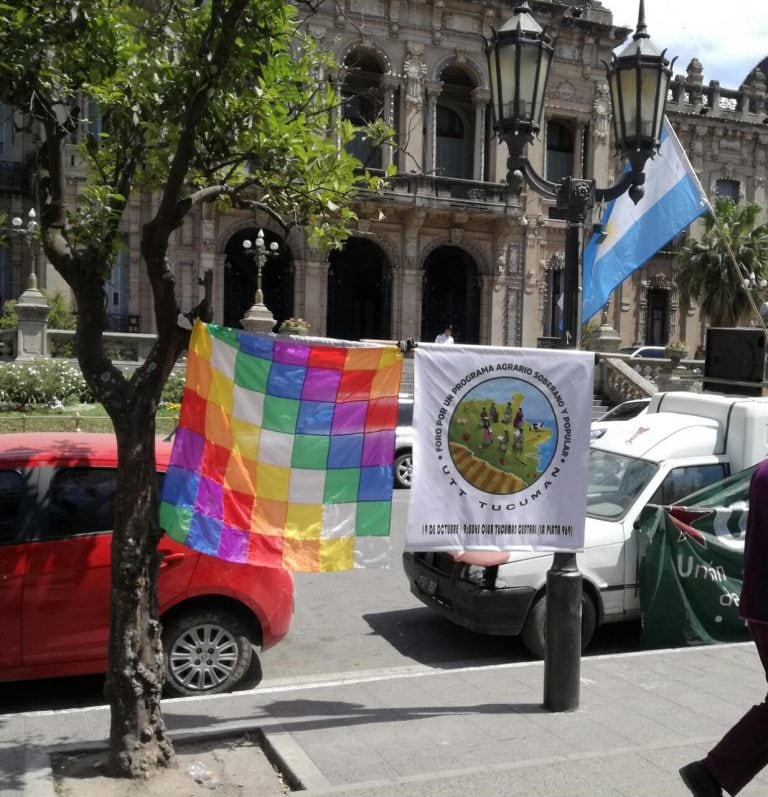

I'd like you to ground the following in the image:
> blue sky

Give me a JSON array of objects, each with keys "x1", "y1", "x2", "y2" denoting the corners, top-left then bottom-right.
[{"x1": 606, "y1": 0, "x2": 767, "y2": 90}]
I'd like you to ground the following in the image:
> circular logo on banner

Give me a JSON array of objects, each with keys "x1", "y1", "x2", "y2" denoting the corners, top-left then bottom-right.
[{"x1": 448, "y1": 377, "x2": 557, "y2": 495}]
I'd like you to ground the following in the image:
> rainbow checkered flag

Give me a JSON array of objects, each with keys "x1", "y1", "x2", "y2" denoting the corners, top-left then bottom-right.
[{"x1": 159, "y1": 322, "x2": 403, "y2": 571}]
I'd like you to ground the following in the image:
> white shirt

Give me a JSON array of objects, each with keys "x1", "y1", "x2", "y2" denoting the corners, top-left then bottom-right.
[{"x1": 434, "y1": 333, "x2": 454, "y2": 344}]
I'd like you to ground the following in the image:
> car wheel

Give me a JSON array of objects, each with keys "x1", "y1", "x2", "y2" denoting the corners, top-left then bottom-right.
[
  {"x1": 519, "y1": 591, "x2": 597, "y2": 660},
  {"x1": 394, "y1": 450, "x2": 413, "y2": 489},
  {"x1": 162, "y1": 610, "x2": 254, "y2": 697}
]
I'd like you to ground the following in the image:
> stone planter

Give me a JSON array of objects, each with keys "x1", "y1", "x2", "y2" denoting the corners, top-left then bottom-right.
[{"x1": 664, "y1": 347, "x2": 688, "y2": 368}]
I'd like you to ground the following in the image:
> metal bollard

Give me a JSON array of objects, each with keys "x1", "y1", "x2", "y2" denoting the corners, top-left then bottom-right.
[{"x1": 543, "y1": 551, "x2": 582, "y2": 712}]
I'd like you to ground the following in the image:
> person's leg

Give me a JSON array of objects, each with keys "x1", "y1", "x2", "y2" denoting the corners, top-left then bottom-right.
[{"x1": 703, "y1": 621, "x2": 768, "y2": 795}]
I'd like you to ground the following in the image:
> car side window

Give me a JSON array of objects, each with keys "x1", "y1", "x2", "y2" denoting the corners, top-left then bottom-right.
[
  {"x1": 651, "y1": 464, "x2": 729, "y2": 506},
  {"x1": 48, "y1": 468, "x2": 117, "y2": 537},
  {"x1": 0, "y1": 470, "x2": 23, "y2": 543}
]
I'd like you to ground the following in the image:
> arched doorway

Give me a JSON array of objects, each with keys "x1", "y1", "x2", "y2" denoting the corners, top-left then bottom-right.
[
  {"x1": 327, "y1": 237, "x2": 391, "y2": 340},
  {"x1": 421, "y1": 246, "x2": 480, "y2": 343},
  {"x1": 223, "y1": 228, "x2": 292, "y2": 330}
]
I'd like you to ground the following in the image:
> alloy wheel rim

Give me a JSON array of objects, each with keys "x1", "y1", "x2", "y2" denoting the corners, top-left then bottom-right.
[{"x1": 168, "y1": 623, "x2": 240, "y2": 692}]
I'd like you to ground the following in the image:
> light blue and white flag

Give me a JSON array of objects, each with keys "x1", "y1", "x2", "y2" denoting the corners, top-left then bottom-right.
[{"x1": 582, "y1": 118, "x2": 711, "y2": 321}]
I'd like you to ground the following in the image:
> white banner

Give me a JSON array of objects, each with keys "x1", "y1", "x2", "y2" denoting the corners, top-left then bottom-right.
[{"x1": 406, "y1": 344, "x2": 593, "y2": 553}]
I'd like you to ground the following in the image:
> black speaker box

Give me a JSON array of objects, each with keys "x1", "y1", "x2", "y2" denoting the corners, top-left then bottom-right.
[{"x1": 703, "y1": 327, "x2": 766, "y2": 397}]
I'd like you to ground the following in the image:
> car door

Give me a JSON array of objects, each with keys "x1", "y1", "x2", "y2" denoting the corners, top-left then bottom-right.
[
  {"x1": 0, "y1": 467, "x2": 28, "y2": 670},
  {"x1": 623, "y1": 458, "x2": 730, "y2": 614},
  {"x1": 22, "y1": 466, "x2": 116, "y2": 668}
]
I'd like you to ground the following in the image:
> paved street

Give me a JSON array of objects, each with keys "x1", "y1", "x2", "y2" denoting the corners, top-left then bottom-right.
[{"x1": 0, "y1": 491, "x2": 642, "y2": 714}]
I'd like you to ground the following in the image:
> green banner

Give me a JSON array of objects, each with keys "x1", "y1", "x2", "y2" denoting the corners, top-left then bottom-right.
[{"x1": 637, "y1": 468, "x2": 753, "y2": 648}]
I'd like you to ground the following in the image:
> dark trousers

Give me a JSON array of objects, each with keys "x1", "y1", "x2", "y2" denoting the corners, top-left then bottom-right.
[{"x1": 706, "y1": 621, "x2": 768, "y2": 795}]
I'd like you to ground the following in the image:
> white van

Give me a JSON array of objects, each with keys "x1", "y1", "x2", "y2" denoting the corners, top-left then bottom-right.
[{"x1": 403, "y1": 392, "x2": 767, "y2": 657}]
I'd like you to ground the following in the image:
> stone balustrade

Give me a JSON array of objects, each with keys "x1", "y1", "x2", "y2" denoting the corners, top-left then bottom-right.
[
  {"x1": 597, "y1": 352, "x2": 705, "y2": 404},
  {"x1": 46, "y1": 329, "x2": 159, "y2": 365}
]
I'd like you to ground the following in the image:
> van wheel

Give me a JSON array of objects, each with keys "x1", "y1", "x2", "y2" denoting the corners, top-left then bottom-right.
[
  {"x1": 520, "y1": 592, "x2": 597, "y2": 660},
  {"x1": 162, "y1": 610, "x2": 254, "y2": 697}
]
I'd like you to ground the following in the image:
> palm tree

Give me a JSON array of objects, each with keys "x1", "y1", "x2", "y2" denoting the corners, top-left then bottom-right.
[{"x1": 676, "y1": 197, "x2": 768, "y2": 327}]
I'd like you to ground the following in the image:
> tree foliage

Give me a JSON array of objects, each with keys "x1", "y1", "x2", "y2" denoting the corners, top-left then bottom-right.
[
  {"x1": 676, "y1": 197, "x2": 768, "y2": 327},
  {"x1": 0, "y1": 0, "x2": 385, "y2": 778}
]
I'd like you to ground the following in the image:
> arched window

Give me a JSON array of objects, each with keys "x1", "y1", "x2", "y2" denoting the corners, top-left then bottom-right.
[
  {"x1": 343, "y1": 93, "x2": 380, "y2": 168},
  {"x1": 546, "y1": 121, "x2": 574, "y2": 184},
  {"x1": 436, "y1": 106, "x2": 467, "y2": 178},
  {"x1": 716, "y1": 179, "x2": 740, "y2": 203},
  {"x1": 435, "y1": 66, "x2": 475, "y2": 180}
]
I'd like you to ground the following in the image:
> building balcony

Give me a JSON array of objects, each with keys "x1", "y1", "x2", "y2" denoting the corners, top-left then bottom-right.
[{"x1": 372, "y1": 172, "x2": 516, "y2": 215}]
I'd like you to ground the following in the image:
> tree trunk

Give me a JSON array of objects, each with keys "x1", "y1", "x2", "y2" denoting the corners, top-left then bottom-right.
[{"x1": 103, "y1": 400, "x2": 175, "y2": 777}]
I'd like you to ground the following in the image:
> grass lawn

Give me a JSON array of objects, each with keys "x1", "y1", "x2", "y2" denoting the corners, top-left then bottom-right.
[{"x1": 0, "y1": 404, "x2": 180, "y2": 436}]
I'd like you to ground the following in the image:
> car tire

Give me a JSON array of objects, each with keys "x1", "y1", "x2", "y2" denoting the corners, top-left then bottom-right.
[
  {"x1": 162, "y1": 609, "x2": 255, "y2": 697},
  {"x1": 394, "y1": 450, "x2": 413, "y2": 489},
  {"x1": 519, "y1": 591, "x2": 597, "y2": 660}
]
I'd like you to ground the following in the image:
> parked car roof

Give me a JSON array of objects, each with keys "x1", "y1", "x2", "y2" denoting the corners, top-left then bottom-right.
[
  {"x1": 627, "y1": 346, "x2": 666, "y2": 359},
  {"x1": 0, "y1": 432, "x2": 173, "y2": 467},
  {"x1": 597, "y1": 398, "x2": 651, "y2": 423}
]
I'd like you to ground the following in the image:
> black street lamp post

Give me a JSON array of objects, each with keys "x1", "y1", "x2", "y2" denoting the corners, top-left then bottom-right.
[{"x1": 485, "y1": 0, "x2": 673, "y2": 711}]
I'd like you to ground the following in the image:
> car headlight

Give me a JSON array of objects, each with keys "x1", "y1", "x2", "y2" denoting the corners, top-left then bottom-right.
[
  {"x1": 590, "y1": 428, "x2": 606, "y2": 441},
  {"x1": 461, "y1": 564, "x2": 497, "y2": 588}
]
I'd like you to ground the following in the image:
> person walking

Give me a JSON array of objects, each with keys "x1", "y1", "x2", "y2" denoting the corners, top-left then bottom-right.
[
  {"x1": 680, "y1": 458, "x2": 768, "y2": 796},
  {"x1": 434, "y1": 325, "x2": 454, "y2": 344}
]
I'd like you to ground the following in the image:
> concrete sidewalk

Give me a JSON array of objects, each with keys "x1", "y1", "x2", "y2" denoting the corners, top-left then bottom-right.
[{"x1": 2, "y1": 642, "x2": 767, "y2": 796}]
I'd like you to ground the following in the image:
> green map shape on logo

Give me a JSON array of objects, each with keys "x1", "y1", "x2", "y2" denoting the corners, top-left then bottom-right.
[{"x1": 447, "y1": 377, "x2": 557, "y2": 495}]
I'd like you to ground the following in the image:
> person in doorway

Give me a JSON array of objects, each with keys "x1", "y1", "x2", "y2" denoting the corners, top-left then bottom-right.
[
  {"x1": 434, "y1": 325, "x2": 454, "y2": 344},
  {"x1": 680, "y1": 458, "x2": 768, "y2": 796}
]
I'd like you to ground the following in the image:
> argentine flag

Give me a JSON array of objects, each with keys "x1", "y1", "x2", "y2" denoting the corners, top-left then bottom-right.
[{"x1": 582, "y1": 118, "x2": 711, "y2": 321}]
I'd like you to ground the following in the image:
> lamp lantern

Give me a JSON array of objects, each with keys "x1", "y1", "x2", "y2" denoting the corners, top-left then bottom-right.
[
  {"x1": 485, "y1": 1, "x2": 554, "y2": 156},
  {"x1": 606, "y1": 0, "x2": 674, "y2": 175}
]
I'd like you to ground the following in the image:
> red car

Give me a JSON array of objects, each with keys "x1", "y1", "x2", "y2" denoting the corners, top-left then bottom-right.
[{"x1": 0, "y1": 432, "x2": 294, "y2": 697}]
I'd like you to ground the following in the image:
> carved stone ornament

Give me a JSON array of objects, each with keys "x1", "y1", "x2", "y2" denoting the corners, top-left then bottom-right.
[
  {"x1": 557, "y1": 81, "x2": 575, "y2": 101},
  {"x1": 403, "y1": 57, "x2": 427, "y2": 105},
  {"x1": 548, "y1": 251, "x2": 565, "y2": 272},
  {"x1": 592, "y1": 82, "x2": 610, "y2": 143}
]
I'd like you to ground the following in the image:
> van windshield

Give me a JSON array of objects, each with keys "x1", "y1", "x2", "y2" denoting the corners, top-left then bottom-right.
[{"x1": 587, "y1": 449, "x2": 658, "y2": 520}]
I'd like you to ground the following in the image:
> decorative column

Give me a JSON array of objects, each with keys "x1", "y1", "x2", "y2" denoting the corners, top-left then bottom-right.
[
  {"x1": 424, "y1": 80, "x2": 442, "y2": 176},
  {"x1": 471, "y1": 87, "x2": 491, "y2": 182},
  {"x1": 573, "y1": 120, "x2": 586, "y2": 178},
  {"x1": 403, "y1": 44, "x2": 427, "y2": 172},
  {"x1": 293, "y1": 255, "x2": 330, "y2": 336},
  {"x1": 590, "y1": 81, "x2": 612, "y2": 187},
  {"x1": 401, "y1": 209, "x2": 426, "y2": 338},
  {"x1": 380, "y1": 73, "x2": 400, "y2": 172},
  {"x1": 329, "y1": 66, "x2": 348, "y2": 150}
]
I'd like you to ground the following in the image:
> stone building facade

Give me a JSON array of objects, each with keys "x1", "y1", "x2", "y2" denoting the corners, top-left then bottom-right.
[{"x1": 1, "y1": 2, "x2": 767, "y2": 351}]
